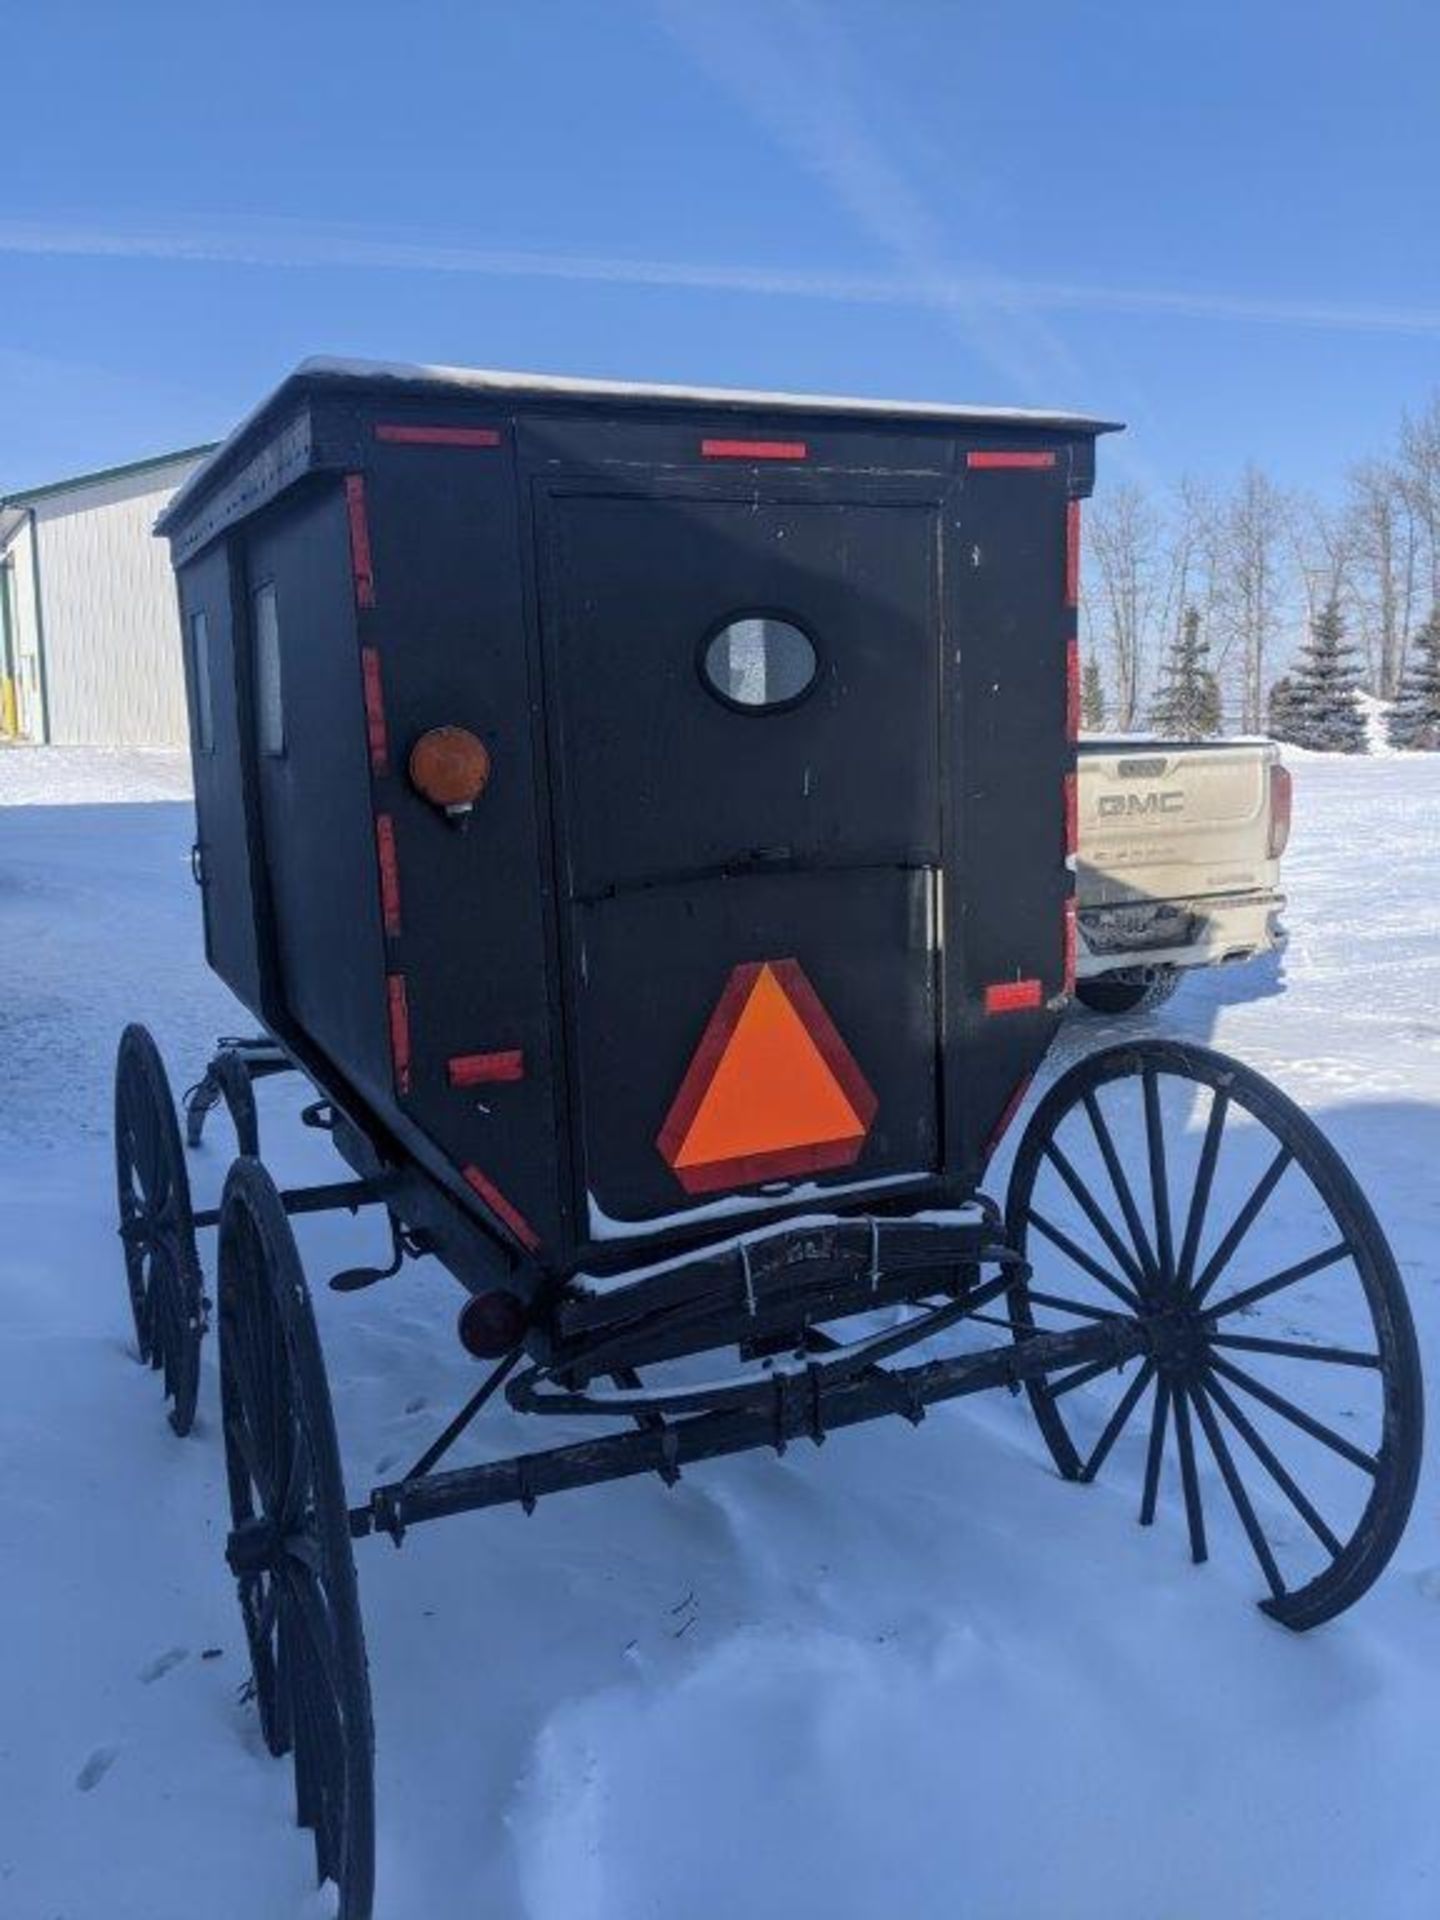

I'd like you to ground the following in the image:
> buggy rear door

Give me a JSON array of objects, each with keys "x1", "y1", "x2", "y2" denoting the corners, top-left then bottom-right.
[{"x1": 540, "y1": 479, "x2": 947, "y2": 1232}]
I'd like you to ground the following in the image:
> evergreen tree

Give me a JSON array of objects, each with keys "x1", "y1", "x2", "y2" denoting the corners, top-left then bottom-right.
[
  {"x1": 1387, "y1": 609, "x2": 1440, "y2": 749},
  {"x1": 1081, "y1": 656, "x2": 1106, "y2": 731},
  {"x1": 1150, "y1": 606, "x2": 1224, "y2": 738},
  {"x1": 1267, "y1": 675, "x2": 1300, "y2": 742},
  {"x1": 1268, "y1": 599, "x2": 1367, "y2": 752}
]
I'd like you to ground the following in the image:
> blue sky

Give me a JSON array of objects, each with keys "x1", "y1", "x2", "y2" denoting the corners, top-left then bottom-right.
[{"x1": 4, "y1": 0, "x2": 1438, "y2": 496}]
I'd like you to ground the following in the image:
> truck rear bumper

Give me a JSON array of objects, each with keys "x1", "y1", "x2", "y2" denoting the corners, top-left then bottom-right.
[{"x1": 1077, "y1": 891, "x2": 1286, "y2": 980}]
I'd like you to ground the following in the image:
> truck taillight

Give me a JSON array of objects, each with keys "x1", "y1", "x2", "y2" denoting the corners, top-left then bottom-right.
[{"x1": 1268, "y1": 762, "x2": 1292, "y2": 859}]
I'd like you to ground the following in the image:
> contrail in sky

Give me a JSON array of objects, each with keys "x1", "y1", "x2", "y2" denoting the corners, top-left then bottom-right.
[{"x1": 1, "y1": 216, "x2": 1437, "y2": 338}]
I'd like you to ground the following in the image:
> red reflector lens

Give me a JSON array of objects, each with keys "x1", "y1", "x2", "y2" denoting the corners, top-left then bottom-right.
[
  {"x1": 701, "y1": 438, "x2": 807, "y2": 461},
  {"x1": 1268, "y1": 762, "x2": 1293, "y2": 859},
  {"x1": 1064, "y1": 897, "x2": 1078, "y2": 994},
  {"x1": 457, "y1": 1289, "x2": 529, "y2": 1358},
  {"x1": 375, "y1": 423, "x2": 502, "y2": 447},
  {"x1": 1066, "y1": 636, "x2": 1080, "y2": 741},
  {"x1": 1066, "y1": 499, "x2": 1081, "y2": 607},
  {"x1": 966, "y1": 450, "x2": 1057, "y2": 470},
  {"x1": 984, "y1": 978, "x2": 1043, "y2": 1015},
  {"x1": 448, "y1": 1050, "x2": 525, "y2": 1087},
  {"x1": 1063, "y1": 772, "x2": 1078, "y2": 858}
]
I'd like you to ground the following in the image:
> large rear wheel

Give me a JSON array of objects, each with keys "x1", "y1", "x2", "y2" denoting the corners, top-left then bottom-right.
[
  {"x1": 218, "y1": 1158, "x2": 375, "y2": 1918},
  {"x1": 1005, "y1": 1039, "x2": 1423, "y2": 1630}
]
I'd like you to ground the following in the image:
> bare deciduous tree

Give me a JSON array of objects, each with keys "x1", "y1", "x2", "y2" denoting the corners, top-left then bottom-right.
[
  {"x1": 1212, "y1": 464, "x2": 1289, "y2": 733},
  {"x1": 1344, "y1": 458, "x2": 1420, "y2": 698},
  {"x1": 1083, "y1": 482, "x2": 1163, "y2": 730}
]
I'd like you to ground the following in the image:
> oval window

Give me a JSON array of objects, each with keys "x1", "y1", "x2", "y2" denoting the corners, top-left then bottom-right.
[{"x1": 701, "y1": 616, "x2": 818, "y2": 712}]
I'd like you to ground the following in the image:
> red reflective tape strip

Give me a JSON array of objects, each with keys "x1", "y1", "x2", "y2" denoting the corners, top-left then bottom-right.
[
  {"x1": 387, "y1": 973, "x2": 411, "y2": 1093},
  {"x1": 701, "y1": 438, "x2": 808, "y2": 460},
  {"x1": 967, "y1": 449, "x2": 1057, "y2": 469},
  {"x1": 984, "y1": 1073, "x2": 1034, "y2": 1162},
  {"x1": 448, "y1": 1050, "x2": 525, "y2": 1087},
  {"x1": 1066, "y1": 498, "x2": 1082, "y2": 606},
  {"x1": 361, "y1": 647, "x2": 389, "y2": 775},
  {"x1": 1064, "y1": 897, "x2": 1078, "y2": 995},
  {"x1": 375, "y1": 814, "x2": 402, "y2": 937},
  {"x1": 984, "y1": 978, "x2": 1043, "y2": 1015},
  {"x1": 344, "y1": 474, "x2": 376, "y2": 609},
  {"x1": 462, "y1": 1164, "x2": 541, "y2": 1252},
  {"x1": 374, "y1": 423, "x2": 502, "y2": 447},
  {"x1": 1064, "y1": 772, "x2": 1078, "y2": 858},
  {"x1": 1066, "y1": 636, "x2": 1081, "y2": 742}
]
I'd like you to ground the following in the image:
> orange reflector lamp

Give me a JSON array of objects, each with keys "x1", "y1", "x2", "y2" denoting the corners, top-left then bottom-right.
[
  {"x1": 657, "y1": 959, "x2": 877, "y2": 1196},
  {"x1": 409, "y1": 726, "x2": 492, "y2": 819}
]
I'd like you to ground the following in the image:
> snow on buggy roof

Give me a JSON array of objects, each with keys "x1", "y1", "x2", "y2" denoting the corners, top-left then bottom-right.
[{"x1": 160, "y1": 355, "x2": 1122, "y2": 531}]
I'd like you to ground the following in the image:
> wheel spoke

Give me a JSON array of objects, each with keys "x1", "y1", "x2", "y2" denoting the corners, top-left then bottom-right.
[
  {"x1": 1139, "y1": 1377, "x2": 1171, "y2": 1525},
  {"x1": 1190, "y1": 1379, "x2": 1286, "y2": 1600},
  {"x1": 1042, "y1": 1140, "x2": 1149, "y2": 1293},
  {"x1": 1208, "y1": 1355, "x2": 1379, "y2": 1475},
  {"x1": 1025, "y1": 1209, "x2": 1143, "y2": 1311},
  {"x1": 1202, "y1": 1372, "x2": 1344, "y2": 1557},
  {"x1": 1025, "y1": 1288, "x2": 1127, "y2": 1323},
  {"x1": 1082, "y1": 1089, "x2": 1159, "y2": 1283},
  {"x1": 1207, "y1": 1331, "x2": 1381, "y2": 1370},
  {"x1": 1046, "y1": 1355, "x2": 1123, "y2": 1400},
  {"x1": 1203, "y1": 1242, "x2": 1352, "y2": 1321},
  {"x1": 1189, "y1": 1145, "x2": 1293, "y2": 1306},
  {"x1": 1176, "y1": 1087, "x2": 1229, "y2": 1290},
  {"x1": 227, "y1": 1397, "x2": 277, "y2": 1511},
  {"x1": 1172, "y1": 1384, "x2": 1208, "y2": 1563},
  {"x1": 1079, "y1": 1358, "x2": 1155, "y2": 1482},
  {"x1": 1142, "y1": 1066, "x2": 1176, "y2": 1283}
]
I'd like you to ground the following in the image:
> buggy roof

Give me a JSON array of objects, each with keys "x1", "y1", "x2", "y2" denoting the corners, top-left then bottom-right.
[{"x1": 159, "y1": 355, "x2": 1122, "y2": 533}]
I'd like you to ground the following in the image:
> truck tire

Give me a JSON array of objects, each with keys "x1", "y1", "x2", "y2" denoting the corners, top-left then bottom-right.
[{"x1": 1074, "y1": 967, "x2": 1181, "y2": 1017}]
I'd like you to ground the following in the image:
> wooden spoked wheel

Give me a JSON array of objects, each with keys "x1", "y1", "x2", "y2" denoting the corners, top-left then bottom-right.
[
  {"x1": 114, "y1": 1023, "x2": 204, "y2": 1435},
  {"x1": 1005, "y1": 1039, "x2": 1423, "y2": 1631},
  {"x1": 218, "y1": 1159, "x2": 375, "y2": 1919}
]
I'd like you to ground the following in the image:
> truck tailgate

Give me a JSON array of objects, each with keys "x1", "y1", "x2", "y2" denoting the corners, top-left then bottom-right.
[{"x1": 1077, "y1": 740, "x2": 1279, "y2": 906}]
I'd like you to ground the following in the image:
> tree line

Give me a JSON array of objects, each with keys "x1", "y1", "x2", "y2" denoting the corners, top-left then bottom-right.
[{"x1": 1080, "y1": 391, "x2": 1440, "y2": 750}]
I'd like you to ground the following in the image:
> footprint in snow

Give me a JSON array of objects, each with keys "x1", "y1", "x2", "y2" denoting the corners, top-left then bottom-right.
[
  {"x1": 76, "y1": 1746, "x2": 120, "y2": 1792},
  {"x1": 139, "y1": 1647, "x2": 189, "y2": 1684}
]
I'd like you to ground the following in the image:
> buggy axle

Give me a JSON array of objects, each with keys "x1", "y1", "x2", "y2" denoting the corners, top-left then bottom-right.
[{"x1": 349, "y1": 1316, "x2": 1146, "y2": 1544}]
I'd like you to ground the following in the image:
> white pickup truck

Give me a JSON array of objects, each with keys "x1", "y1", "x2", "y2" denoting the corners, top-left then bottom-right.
[{"x1": 1073, "y1": 737, "x2": 1290, "y2": 1015}]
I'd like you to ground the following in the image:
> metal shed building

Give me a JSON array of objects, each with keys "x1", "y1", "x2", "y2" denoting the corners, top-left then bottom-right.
[{"x1": 0, "y1": 445, "x2": 213, "y2": 746}]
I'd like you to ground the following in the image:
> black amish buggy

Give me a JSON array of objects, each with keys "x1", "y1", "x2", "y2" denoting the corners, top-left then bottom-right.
[{"x1": 115, "y1": 359, "x2": 1422, "y2": 1916}]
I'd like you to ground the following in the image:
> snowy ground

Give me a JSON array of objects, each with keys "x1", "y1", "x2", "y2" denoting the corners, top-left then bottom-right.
[{"x1": 1, "y1": 748, "x2": 1438, "y2": 1920}]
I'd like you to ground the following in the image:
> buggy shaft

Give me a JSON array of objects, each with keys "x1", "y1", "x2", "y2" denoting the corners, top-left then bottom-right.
[{"x1": 351, "y1": 1318, "x2": 1145, "y2": 1542}]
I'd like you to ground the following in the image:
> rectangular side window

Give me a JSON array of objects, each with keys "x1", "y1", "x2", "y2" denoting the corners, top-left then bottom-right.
[
  {"x1": 254, "y1": 583, "x2": 284, "y2": 756},
  {"x1": 190, "y1": 608, "x2": 215, "y2": 753}
]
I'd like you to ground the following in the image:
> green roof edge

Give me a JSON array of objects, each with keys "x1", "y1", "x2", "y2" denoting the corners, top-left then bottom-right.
[{"x1": 1, "y1": 442, "x2": 219, "y2": 509}]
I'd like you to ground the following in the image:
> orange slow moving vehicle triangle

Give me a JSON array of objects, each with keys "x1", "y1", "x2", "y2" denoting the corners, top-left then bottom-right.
[{"x1": 656, "y1": 959, "x2": 878, "y2": 1195}]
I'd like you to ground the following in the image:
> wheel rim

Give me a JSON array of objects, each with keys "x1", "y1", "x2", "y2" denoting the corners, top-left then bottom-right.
[
  {"x1": 114, "y1": 1025, "x2": 203, "y2": 1433},
  {"x1": 1005, "y1": 1039, "x2": 1423, "y2": 1630},
  {"x1": 218, "y1": 1165, "x2": 374, "y2": 1917}
]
